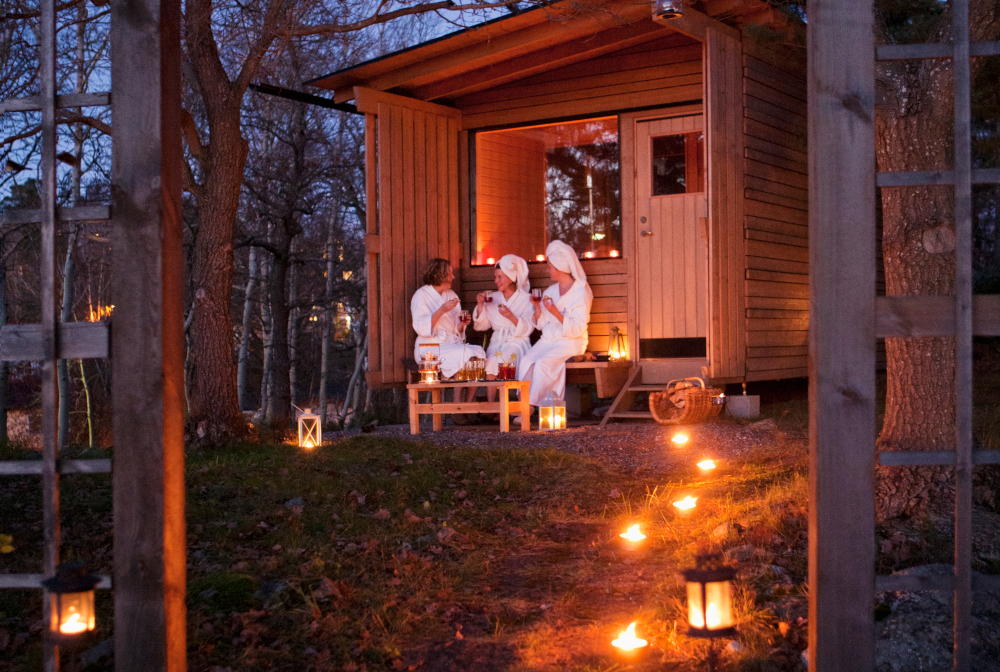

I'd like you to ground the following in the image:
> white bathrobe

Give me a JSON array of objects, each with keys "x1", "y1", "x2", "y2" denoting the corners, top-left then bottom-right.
[
  {"x1": 518, "y1": 279, "x2": 593, "y2": 406},
  {"x1": 411, "y1": 285, "x2": 485, "y2": 379},
  {"x1": 472, "y1": 289, "x2": 535, "y2": 375}
]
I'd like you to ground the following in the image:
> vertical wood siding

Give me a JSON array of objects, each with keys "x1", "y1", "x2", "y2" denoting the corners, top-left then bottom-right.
[
  {"x1": 361, "y1": 89, "x2": 461, "y2": 386},
  {"x1": 474, "y1": 133, "x2": 547, "y2": 263},
  {"x1": 742, "y1": 37, "x2": 809, "y2": 381},
  {"x1": 706, "y1": 26, "x2": 746, "y2": 380}
]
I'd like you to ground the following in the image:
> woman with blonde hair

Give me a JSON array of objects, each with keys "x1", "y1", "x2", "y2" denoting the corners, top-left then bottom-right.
[
  {"x1": 518, "y1": 240, "x2": 593, "y2": 410},
  {"x1": 411, "y1": 258, "x2": 484, "y2": 380}
]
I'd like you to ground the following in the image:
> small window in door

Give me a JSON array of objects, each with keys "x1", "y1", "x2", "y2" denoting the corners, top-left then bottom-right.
[{"x1": 651, "y1": 132, "x2": 704, "y2": 196}]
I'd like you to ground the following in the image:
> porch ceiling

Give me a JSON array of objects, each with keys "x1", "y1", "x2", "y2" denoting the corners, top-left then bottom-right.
[{"x1": 306, "y1": 0, "x2": 781, "y2": 106}]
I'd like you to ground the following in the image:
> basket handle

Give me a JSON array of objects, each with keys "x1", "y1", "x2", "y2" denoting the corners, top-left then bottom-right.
[{"x1": 666, "y1": 376, "x2": 707, "y2": 390}]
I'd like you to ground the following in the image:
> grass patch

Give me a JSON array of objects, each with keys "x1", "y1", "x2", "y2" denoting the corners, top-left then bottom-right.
[{"x1": 1, "y1": 430, "x2": 813, "y2": 671}]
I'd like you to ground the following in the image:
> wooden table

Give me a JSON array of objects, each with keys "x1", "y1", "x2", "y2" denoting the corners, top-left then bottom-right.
[{"x1": 406, "y1": 380, "x2": 531, "y2": 434}]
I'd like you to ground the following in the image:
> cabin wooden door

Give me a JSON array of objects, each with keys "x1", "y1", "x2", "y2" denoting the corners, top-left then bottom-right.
[{"x1": 634, "y1": 115, "x2": 708, "y2": 354}]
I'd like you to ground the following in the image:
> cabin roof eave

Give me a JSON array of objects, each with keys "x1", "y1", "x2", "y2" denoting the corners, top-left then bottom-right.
[{"x1": 307, "y1": 0, "x2": 789, "y2": 105}]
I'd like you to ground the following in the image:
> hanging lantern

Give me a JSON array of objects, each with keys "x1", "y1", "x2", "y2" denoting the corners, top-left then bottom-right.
[
  {"x1": 42, "y1": 562, "x2": 99, "y2": 638},
  {"x1": 298, "y1": 408, "x2": 321, "y2": 449},
  {"x1": 683, "y1": 555, "x2": 736, "y2": 638},
  {"x1": 538, "y1": 392, "x2": 566, "y2": 431},
  {"x1": 655, "y1": 0, "x2": 684, "y2": 19},
  {"x1": 608, "y1": 326, "x2": 628, "y2": 361}
]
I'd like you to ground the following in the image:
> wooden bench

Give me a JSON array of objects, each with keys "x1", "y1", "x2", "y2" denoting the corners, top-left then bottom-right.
[
  {"x1": 406, "y1": 380, "x2": 531, "y2": 435},
  {"x1": 565, "y1": 360, "x2": 632, "y2": 397}
]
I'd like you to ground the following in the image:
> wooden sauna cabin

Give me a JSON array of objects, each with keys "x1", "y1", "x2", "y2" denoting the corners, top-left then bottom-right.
[{"x1": 307, "y1": 0, "x2": 808, "y2": 418}]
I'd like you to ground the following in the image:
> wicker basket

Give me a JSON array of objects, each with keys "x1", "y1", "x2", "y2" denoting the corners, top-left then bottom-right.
[{"x1": 649, "y1": 377, "x2": 725, "y2": 425}]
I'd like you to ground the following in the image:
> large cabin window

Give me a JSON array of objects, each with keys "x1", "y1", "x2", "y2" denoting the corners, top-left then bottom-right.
[{"x1": 473, "y1": 116, "x2": 621, "y2": 265}]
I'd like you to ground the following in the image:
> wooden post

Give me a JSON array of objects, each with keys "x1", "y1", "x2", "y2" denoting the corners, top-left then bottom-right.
[
  {"x1": 807, "y1": 1, "x2": 876, "y2": 670},
  {"x1": 110, "y1": 0, "x2": 186, "y2": 669}
]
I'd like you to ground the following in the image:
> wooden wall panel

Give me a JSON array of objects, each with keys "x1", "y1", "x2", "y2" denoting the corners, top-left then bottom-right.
[
  {"x1": 705, "y1": 26, "x2": 746, "y2": 380},
  {"x1": 473, "y1": 132, "x2": 546, "y2": 263},
  {"x1": 458, "y1": 35, "x2": 703, "y2": 129},
  {"x1": 358, "y1": 88, "x2": 462, "y2": 386},
  {"x1": 741, "y1": 40, "x2": 810, "y2": 381}
]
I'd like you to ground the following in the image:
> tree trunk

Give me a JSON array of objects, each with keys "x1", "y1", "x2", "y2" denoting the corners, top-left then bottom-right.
[
  {"x1": 58, "y1": 224, "x2": 80, "y2": 447},
  {"x1": 874, "y1": 1, "x2": 1000, "y2": 520},
  {"x1": 287, "y1": 255, "x2": 298, "y2": 410},
  {"x1": 0, "y1": 260, "x2": 8, "y2": 444},
  {"x1": 187, "y1": 102, "x2": 248, "y2": 440},
  {"x1": 264, "y1": 220, "x2": 292, "y2": 427},
  {"x1": 237, "y1": 247, "x2": 258, "y2": 410},
  {"x1": 318, "y1": 209, "x2": 337, "y2": 428},
  {"x1": 259, "y1": 252, "x2": 273, "y2": 416}
]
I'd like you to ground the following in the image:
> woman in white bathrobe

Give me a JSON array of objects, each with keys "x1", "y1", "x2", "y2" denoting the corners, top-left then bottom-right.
[
  {"x1": 472, "y1": 254, "x2": 535, "y2": 401},
  {"x1": 411, "y1": 258, "x2": 485, "y2": 380},
  {"x1": 518, "y1": 240, "x2": 594, "y2": 407}
]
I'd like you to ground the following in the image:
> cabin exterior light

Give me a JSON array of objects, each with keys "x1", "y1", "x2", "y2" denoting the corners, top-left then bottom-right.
[
  {"x1": 654, "y1": 0, "x2": 684, "y2": 19},
  {"x1": 298, "y1": 408, "x2": 321, "y2": 449},
  {"x1": 42, "y1": 562, "x2": 99, "y2": 638}
]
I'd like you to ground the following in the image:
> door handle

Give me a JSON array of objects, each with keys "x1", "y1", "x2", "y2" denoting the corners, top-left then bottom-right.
[{"x1": 640, "y1": 230, "x2": 653, "y2": 237}]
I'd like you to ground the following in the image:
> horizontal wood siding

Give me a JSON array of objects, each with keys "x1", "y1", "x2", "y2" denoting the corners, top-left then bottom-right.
[
  {"x1": 459, "y1": 258, "x2": 626, "y2": 353},
  {"x1": 742, "y1": 37, "x2": 809, "y2": 381},
  {"x1": 457, "y1": 34, "x2": 703, "y2": 129}
]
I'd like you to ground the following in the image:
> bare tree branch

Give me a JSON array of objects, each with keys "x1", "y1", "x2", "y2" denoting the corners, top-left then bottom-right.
[{"x1": 285, "y1": 0, "x2": 530, "y2": 37}]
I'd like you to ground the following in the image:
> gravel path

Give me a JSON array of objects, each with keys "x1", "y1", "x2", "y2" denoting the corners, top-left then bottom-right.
[{"x1": 325, "y1": 417, "x2": 805, "y2": 475}]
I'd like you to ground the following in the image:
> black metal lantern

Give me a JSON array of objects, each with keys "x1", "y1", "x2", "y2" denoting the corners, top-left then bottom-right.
[
  {"x1": 42, "y1": 562, "x2": 100, "y2": 638},
  {"x1": 655, "y1": 0, "x2": 684, "y2": 19},
  {"x1": 682, "y1": 555, "x2": 736, "y2": 638}
]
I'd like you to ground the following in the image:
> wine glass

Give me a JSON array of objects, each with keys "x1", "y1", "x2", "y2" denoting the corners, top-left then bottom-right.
[{"x1": 531, "y1": 287, "x2": 543, "y2": 303}]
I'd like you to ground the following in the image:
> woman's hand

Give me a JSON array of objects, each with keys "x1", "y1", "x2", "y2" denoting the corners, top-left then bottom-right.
[
  {"x1": 498, "y1": 304, "x2": 517, "y2": 326},
  {"x1": 431, "y1": 298, "x2": 461, "y2": 331},
  {"x1": 476, "y1": 291, "x2": 488, "y2": 306},
  {"x1": 543, "y1": 296, "x2": 564, "y2": 322}
]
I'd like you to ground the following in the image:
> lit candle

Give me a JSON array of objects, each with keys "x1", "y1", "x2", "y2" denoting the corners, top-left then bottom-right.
[
  {"x1": 60, "y1": 612, "x2": 87, "y2": 635},
  {"x1": 673, "y1": 496, "x2": 697, "y2": 510},
  {"x1": 697, "y1": 459, "x2": 716, "y2": 471},
  {"x1": 584, "y1": 251, "x2": 594, "y2": 259},
  {"x1": 486, "y1": 257, "x2": 495, "y2": 265},
  {"x1": 671, "y1": 433, "x2": 689, "y2": 445},
  {"x1": 610, "y1": 250, "x2": 619, "y2": 258},
  {"x1": 536, "y1": 254, "x2": 545, "y2": 262},
  {"x1": 612, "y1": 622, "x2": 647, "y2": 652},
  {"x1": 620, "y1": 524, "x2": 646, "y2": 542}
]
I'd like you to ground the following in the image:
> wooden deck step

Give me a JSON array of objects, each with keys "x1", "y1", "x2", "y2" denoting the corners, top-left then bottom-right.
[
  {"x1": 627, "y1": 384, "x2": 664, "y2": 392},
  {"x1": 605, "y1": 411, "x2": 653, "y2": 419}
]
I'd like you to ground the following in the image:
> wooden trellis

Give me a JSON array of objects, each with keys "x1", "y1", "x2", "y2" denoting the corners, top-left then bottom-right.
[
  {"x1": 0, "y1": 0, "x2": 185, "y2": 670},
  {"x1": 809, "y1": 1, "x2": 1000, "y2": 671}
]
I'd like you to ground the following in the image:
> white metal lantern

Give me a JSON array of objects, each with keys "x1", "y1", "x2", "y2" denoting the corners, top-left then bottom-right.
[
  {"x1": 42, "y1": 562, "x2": 99, "y2": 638},
  {"x1": 418, "y1": 343, "x2": 442, "y2": 384},
  {"x1": 298, "y1": 408, "x2": 321, "y2": 449},
  {"x1": 538, "y1": 392, "x2": 566, "y2": 431}
]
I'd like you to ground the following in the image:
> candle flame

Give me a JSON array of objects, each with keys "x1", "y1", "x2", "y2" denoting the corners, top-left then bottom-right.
[
  {"x1": 612, "y1": 622, "x2": 647, "y2": 651},
  {"x1": 697, "y1": 459, "x2": 716, "y2": 470},
  {"x1": 60, "y1": 613, "x2": 87, "y2": 635},
  {"x1": 536, "y1": 254, "x2": 545, "y2": 262},
  {"x1": 671, "y1": 433, "x2": 689, "y2": 445},
  {"x1": 584, "y1": 251, "x2": 594, "y2": 259},
  {"x1": 302, "y1": 437, "x2": 317, "y2": 449},
  {"x1": 620, "y1": 524, "x2": 646, "y2": 542},
  {"x1": 691, "y1": 602, "x2": 723, "y2": 629},
  {"x1": 673, "y1": 496, "x2": 697, "y2": 510},
  {"x1": 610, "y1": 250, "x2": 619, "y2": 258},
  {"x1": 487, "y1": 257, "x2": 495, "y2": 265}
]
